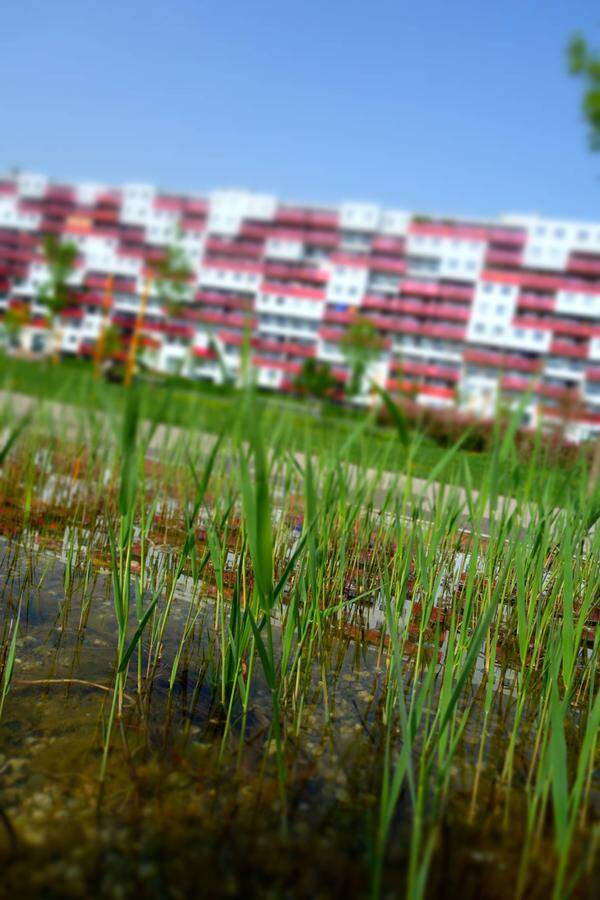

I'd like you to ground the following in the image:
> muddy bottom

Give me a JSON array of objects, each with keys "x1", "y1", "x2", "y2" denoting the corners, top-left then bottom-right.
[{"x1": 0, "y1": 540, "x2": 597, "y2": 899}]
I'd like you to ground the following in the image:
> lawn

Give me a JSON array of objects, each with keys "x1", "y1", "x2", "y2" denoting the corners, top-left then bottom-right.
[{"x1": 0, "y1": 353, "x2": 587, "y2": 503}]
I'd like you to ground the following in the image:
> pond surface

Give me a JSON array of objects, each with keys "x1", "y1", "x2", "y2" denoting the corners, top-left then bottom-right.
[{"x1": 0, "y1": 466, "x2": 597, "y2": 900}]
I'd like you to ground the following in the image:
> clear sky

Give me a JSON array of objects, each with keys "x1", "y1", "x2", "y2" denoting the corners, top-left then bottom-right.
[{"x1": 2, "y1": 1, "x2": 600, "y2": 221}]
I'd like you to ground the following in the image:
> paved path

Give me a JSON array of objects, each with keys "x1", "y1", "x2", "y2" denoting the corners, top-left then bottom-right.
[{"x1": 0, "y1": 389, "x2": 542, "y2": 534}]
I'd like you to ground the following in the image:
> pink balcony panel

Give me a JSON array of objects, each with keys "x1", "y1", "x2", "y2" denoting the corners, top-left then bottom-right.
[
  {"x1": 369, "y1": 257, "x2": 406, "y2": 274},
  {"x1": 550, "y1": 341, "x2": 589, "y2": 359},
  {"x1": 252, "y1": 356, "x2": 301, "y2": 376},
  {"x1": 261, "y1": 282, "x2": 325, "y2": 301},
  {"x1": 501, "y1": 375, "x2": 531, "y2": 392},
  {"x1": 517, "y1": 294, "x2": 555, "y2": 313},
  {"x1": 397, "y1": 360, "x2": 460, "y2": 381},
  {"x1": 372, "y1": 236, "x2": 406, "y2": 253},
  {"x1": 263, "y1": 264, "x2": 328, "y2": 284},
  {"x1": 196, "y1": 311, "x2": 250, "y2": 329},
  {"x1": 252, "y1": 337, "x2": 315, "y2": 358},
  {"x1": 192, "y1": 346, "x2": 217, "y2": 360},
  {"x1": 218, "y1": 330, "x2": 245, "y2": 346},
  {"x1": 485, "y1": 249, "x2": 523, "y2": 267},
  {"x1": 323, "y1": 309, "x2": 353, "y2": 324},
  {"x1": 538, "y1": 383, "x2": 579, "y2": 400},
  {"x1": 417, "y1": 384, "x2": 456, "y2": 400},
  {"x1": 319, "y1": 327, "x2": 345, "y2": 342},
  {"x1": 567, "y1": 256, "x2": 600, "y2": 276},
  {"x1": 464, "y1": 349, "x2": 542, "y2": 373}
]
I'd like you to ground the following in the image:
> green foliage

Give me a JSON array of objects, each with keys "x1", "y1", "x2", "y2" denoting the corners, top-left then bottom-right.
[
  {"x1": 39, "y1": 235, "x2": 78, "y2": 319},
  {"x1": 294, "y1": 356, "x2": 337, "y2": 402},
  {"x1": 340, "y1": 315, "x2": 384, "y2": 396},
  {"x1": 568, "y1": 33, "x2": 600, "y2": 151},
  {"x1": 153, "y1": 244, "x2": 193, "y2": 318}
]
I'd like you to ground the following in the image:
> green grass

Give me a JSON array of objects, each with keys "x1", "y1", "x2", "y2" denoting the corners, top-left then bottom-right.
[
  {"x1": 0, "y1": 353, "x2": 586, "y2": 500},
  {"x1": 0, "y1": 374, "x2": 597, "y2": 897}
]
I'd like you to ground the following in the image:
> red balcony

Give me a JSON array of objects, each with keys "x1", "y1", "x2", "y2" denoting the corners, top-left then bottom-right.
[
  {"x1": 252, "y1": 356, "x2": 302, "y2": 376},
  {"x1": 196, "y1": 310, "x2": 250, "y2": 329},
  {"x1": 323, "y1": 309, "x2": 353, "y2": 324},
  {"x1": 417, "y1": 384, "x2": 456, "y2": 400},
  {"x1": 485, "y1": 249, "x2": 522, "y2": 267},
  {"x1": 192, "y1": 346, "x2": 217, "y2": 360},
  {"x1": 185, "y1": 199, "x2": 209, "y2": 215},
  {"x1": 319, "y1": 327, "x2": 345, "y2": 342},
  {"x1": 409, "y1": 221, "x2": 489, "y2": 242},
  {"x1": 369, "y1": 257, "x2": 406, "y2": 275},
  {"x1": 218, "y1": 330, "x2": 245, "y2": 346},
  {"x1": 464, "y1": 349, "x2": 542, "y2": 373},
  {"x1": 538, "y1": 383, "x2": 579, "y2": 400},
  {"x1": 205, "y1": 237, "x2": 263, "y2": 259},
  {"x1": 517, "y1": 293, "x2": 555, "y2": 313},
  {"x1": 395, "y1": 360, "x2": 460, "y2": 381},
  {"x1": 195, "y1": 291, "x2": 253, "y2": 312},
  {"x1": 251, "y1": 337, "x2": 315, "y2": 358},
  {"x1": 486, "y1": 268, "x2": 600, "y2": 295},
  {"x1": 501, "y1": 375, "x2": 531, "y2": 392},
  {"x1": 551, "y1": 320, "x2": 594, "y2": 339},
  {"x1": 263, "y1": 263, "x2": 328, "y2": 284},
  {"x1": 550, "y1": 341, "x2": 589, "y2": 359},
  {"x1": 261, "y1": 282, "x2": 325, "y2": 301},
  {"x1": 513, "y1": 316, "x2": 595, "y2": 339},
  {"x1": 386, "y1": 378, "x2": 415, "y2": 394},
  {"x1": 92, "y1": 208, "x2": 120, "y2": 223},
  {"x1": 372, "y1": 236, "x2": 405, "y2": 253},
  {"x1": 45, "y1": 185, "x2": 75, "y2": 203},
  {"x1": 586, "y1": 367, "x2": 600, "y2": 382},
  {"x1": 154, "y1": 195, "x2": 186, "y2": 212},
  {"x1": 399, "y1": 280, "x2": 473, "y2": 303},
  {"x1": 275, "y1": 207, "x2": 338, "y2": 229},
  {"x1": 180, "y1": 216, "x2": 206, "y2": 233},
  {"x1": 150, "y1": 322, "x2": 195, "y2": 338},
  {"x1": 567, "y1": 255, "x2": 600, "y2": 276},
  {"x1": 512, "y1": 316, "x2": 554, "y2": 332},
  {"x1": 488, "y1": 228, "x2": 526, "y2": 245}
]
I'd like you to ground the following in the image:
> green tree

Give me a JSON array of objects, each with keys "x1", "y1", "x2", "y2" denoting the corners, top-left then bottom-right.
[
  {"x1": 39, "y1": 235, "x2": 78, "y2": 361},
  {"x1": 294, "y1": 357, "x2": 337, "y2": 409},
  {"x1": 2, "y1": 303, "x2": 29, "y2": 352},
  {"x1": 340, "y1": 315, "x2": 384, "y2": 397},
  {"x1": 568, "y1": 32, "x2": 600, "y2": 492},
  {"x1": 154, "y1": 244, "x2": 193, "y2": 319},
  {"x1": 568, "y1": 35, "x2": 600, "y2": 150}
]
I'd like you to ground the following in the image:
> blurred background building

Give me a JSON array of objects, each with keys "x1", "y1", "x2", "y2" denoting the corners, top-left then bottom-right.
[{"x1": 1, "y1": 171, "x2": 600, "y2": 441}]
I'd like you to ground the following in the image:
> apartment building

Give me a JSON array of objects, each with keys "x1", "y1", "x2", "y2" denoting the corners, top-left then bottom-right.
[{"x1": 1, "y1": 172, "x2": 599, "y2": 440}]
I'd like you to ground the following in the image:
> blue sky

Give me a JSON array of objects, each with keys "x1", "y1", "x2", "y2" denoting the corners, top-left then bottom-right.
[{"x1": 2, "y1": 1, "x2": 600, "y2": 220}]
